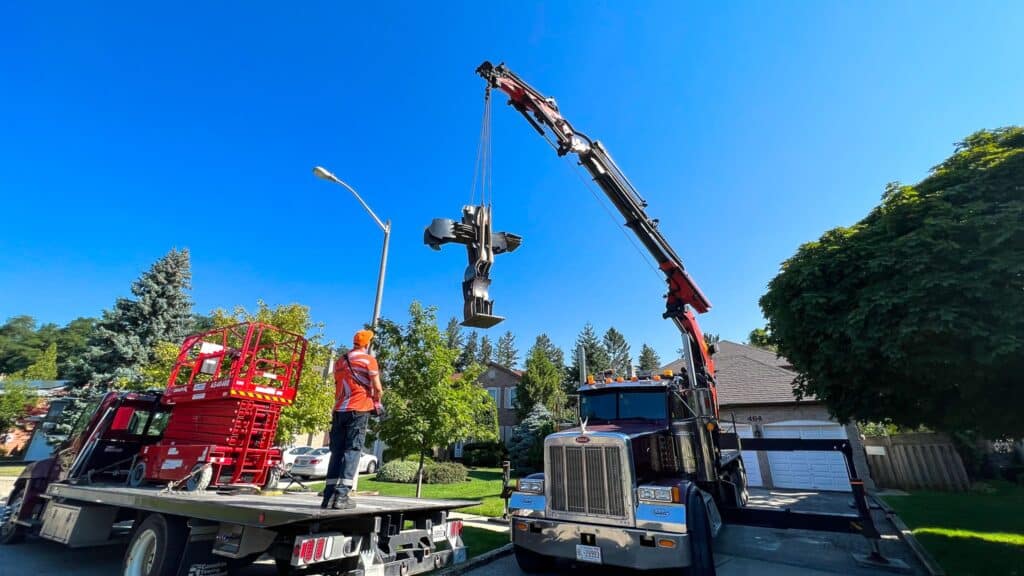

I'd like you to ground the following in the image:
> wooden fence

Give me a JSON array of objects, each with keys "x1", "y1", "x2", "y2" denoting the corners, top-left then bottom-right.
[{"x1": 863, "y1": 433, "x2": 970, "y2": 491}]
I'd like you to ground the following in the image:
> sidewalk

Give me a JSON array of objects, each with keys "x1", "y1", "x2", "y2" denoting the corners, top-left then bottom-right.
[{"x1": 449, "y1": 511, "x2": 510, "y2": 533}]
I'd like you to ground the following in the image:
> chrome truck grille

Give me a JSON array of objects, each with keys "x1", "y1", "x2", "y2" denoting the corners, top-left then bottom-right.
[{"x1": 546, "y1": 434, "x2": 634, "y2": 526}]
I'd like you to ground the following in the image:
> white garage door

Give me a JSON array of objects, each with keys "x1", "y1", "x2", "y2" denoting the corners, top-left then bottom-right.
[
  {"x1": 721, "y1": 422, "x2": 762, "y2": 487},
  {"x1": 765, "y1": 421, "x2": 850, "y2": 492}
]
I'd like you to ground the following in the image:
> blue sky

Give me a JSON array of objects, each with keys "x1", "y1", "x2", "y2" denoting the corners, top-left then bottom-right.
[{"x1": 2, "y1": 2, "x2": 1022, "y2": 365}]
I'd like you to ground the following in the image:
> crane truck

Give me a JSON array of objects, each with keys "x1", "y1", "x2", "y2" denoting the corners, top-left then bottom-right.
[{"x1": 476, "y1": 61, "x2": 890, "y2": 574}]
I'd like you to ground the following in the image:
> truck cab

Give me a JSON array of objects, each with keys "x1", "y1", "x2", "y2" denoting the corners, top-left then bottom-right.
[{"x1": 507, "y1": 371, "x2": 748, "y2": 573}]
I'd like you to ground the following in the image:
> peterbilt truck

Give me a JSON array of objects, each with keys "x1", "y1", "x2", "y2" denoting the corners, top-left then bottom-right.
[{"x1": 477, "y1": 61, "x2": 886, "y2": 574}]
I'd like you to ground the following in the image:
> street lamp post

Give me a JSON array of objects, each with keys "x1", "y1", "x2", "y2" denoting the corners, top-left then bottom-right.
[{"x1": 313, "y1": 166, "x2": 391, "y2": 330}]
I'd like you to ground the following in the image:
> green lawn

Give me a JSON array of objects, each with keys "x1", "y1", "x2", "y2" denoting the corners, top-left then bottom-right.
[
  {"x1": 0, "y1": 464, "x2": 26, "y2": 477},
  {"x1": 882, "y1": 481, "x2": 1024, "y2": 576},
  {"x1": 308, "y1": 467, "x2": 507, "y2": 517},
  {"x1": 461, "y1": 526, "x2": 509, "y2": 559}
]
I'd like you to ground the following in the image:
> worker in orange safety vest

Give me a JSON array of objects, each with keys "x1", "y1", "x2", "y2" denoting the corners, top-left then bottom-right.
[{"x1": 321, "y1": 329, "x2": 384, "y2": 510}]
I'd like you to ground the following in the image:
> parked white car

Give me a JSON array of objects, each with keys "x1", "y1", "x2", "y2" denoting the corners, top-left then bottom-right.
[
  {"x1": 290, "y1": 448, "x2": 379, "y2": 478},
  {"x1": 279, "y1": 445, "x2": 314, "y2": 469}
]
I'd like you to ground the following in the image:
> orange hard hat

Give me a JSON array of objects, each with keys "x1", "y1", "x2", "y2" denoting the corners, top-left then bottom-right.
[{"x1": 353, "y1": 330, "x2": 374, "y2": 348}]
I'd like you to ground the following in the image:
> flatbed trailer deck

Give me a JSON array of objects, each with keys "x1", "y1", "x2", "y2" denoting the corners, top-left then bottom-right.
[{"x1": 6, "y1": 479, "x2": 474, "y2": 576}]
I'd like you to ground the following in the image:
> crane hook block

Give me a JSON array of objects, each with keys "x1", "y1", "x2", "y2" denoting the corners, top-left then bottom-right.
[{"x1": 424, "y1": 204, "x2": 522, "y2": 329}]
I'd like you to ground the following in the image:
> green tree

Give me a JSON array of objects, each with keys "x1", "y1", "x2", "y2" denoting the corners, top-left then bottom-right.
[
  {"x1": 0, "y1": 381, "x2": 36, "y2": 433},
  {"x1": 444, "y1": 317, "x2": 464, "y2": 352},
  {"x1": 211, "y1": 301, "x2": 335, "y2": 444},
  {"x1": 377, "y1": 302, "x2": 497, "y2": 497},
  {"x1": 80, "y1": 248, "x2": 194, "y2": 386},
  {"x1": 760, "y1": 127, "x2": 1024, "y2": 437},
  {"x1": 56, "y1": 317, "x2": 96, "y2": 380},
  {"x1": 568, "y1": 323, "x2": 610, "y2": 387},
  {"x1": 532, "y1": 333, "x2": 565, "y2": 370},
  {"x1": 457, "y1": 331, "x2": 479, "y2": 372},
  {"x1": 0, "y1": 316, "x2": 48, "y2": 375},
  {"x1": 10, "y1": 342, "x2": 57, "y2": 380},
  {"x1": 747, "y1": 326, "x2": 774, "y2": 350},
  {"x1": 637, "y1": 343, "x2": 661, "y2": 371},
  {"x1": 508, "y1": 404, "x2": 554, "y2": 474},
  {"x1": 515, "y1": 344, "x2": 566, "y2": 420},
  {"x1": 477, "y1": 334, "x2": 494, "y2": 365},
  {"x1": 602, "y1": 327, "x2": 631, "y2": 377},
  {"x1": 495, "y1": 330, "x2": 519, "y2": 369}
]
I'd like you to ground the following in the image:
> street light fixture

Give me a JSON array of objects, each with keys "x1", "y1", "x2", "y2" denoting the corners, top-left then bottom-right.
[{"x1": 312, "y1": 166, "x2": 391, "y2": 329}]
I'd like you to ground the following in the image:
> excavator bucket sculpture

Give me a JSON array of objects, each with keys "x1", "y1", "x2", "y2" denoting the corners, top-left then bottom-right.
[{"x1": 424, "y1": 204, "x2": 521, "y2": 328}]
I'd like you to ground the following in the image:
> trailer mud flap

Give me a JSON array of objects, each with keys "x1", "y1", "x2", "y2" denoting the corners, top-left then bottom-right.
[{"x1": 177, "y1": 525, "x2": 229, "y2": 576}]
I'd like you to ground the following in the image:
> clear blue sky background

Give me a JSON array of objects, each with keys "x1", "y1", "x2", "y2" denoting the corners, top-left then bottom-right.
[{"x1": 2, "y1": 2, "x2": 1022, "y2": 366}]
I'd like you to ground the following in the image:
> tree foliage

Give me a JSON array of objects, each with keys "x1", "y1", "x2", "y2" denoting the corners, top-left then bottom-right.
[
  {"x1": 532, "y1": 333, "x2": 565, "y2": 371},
  {"x1": 477, "y1": 335, "x2": 494, "y2": 365},
  {"x1": 377, "y1": 302, "x2": 497, "y2": 495},
  {"x1": 508, "y1": 404, "x2": 554, "y2": 474},
  {"x1": 495, "y1": 330, "x2": 519, "y2": 369},
  {"x1": 760, "y1": 128, "x2": 1024, "y2": 437},
  {"x1": 0, "y1": 381, "x2": 36, "y2": 433},
  {"x1": 747, "y1": 326, "x2": 774, "y2": 350},
  {"x1": 637, "y1": 343, "x2": 661, "y2": 371},
  {"x1": 80, "y1": 248, "x2": 194, "y2": 387},
  {"x1": 515, "y1": 343, "x2": 566, "y2": 420},
  {"x1": 10, "y1": 342, "x2": 58, "y2": 381},
  {"x1": 211, "y1": 301, "x2": 335, "y2": 444},
  {"x1": 444, "y1": 317, "x2": 464, "y2": 352},
  {"x1": 457, "y1": 331, "x2": 479, "y2": 372},
  {"x1": 602, "y1": 327, "x2": 631, "y2": 377},
  {"x1": 568, "y1": 323, "x2": 610, "y2": 388}
]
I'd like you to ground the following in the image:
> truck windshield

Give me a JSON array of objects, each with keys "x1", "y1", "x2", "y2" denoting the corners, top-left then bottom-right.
[{"x1": 580, "y1": 389, "x2": 667, "y2": 424}]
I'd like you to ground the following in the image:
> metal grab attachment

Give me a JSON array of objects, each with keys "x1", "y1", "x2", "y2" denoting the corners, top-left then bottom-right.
[{"x1": 424, "y1": 204, "x2": 521, "y2": 328}]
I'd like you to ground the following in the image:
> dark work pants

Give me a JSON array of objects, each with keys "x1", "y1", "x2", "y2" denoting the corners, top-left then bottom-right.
[{"x1": 322, "y1": 410, "x2": 370, "y2": 503}]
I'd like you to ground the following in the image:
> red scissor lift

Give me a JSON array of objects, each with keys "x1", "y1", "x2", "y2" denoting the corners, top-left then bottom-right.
[{"x1": 133, "y1": 322, "x2": 307, "y2": 490}]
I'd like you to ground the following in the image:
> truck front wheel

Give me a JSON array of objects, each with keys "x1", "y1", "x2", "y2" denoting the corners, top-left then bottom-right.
[
  {"x1": 0, "y1": 487, "x2": 26, "y2": 545},
  {"x1": 686, "y1": 488, "x2": 716, "y2": 576},
  {"x1": 123, "y1": 513, "x2": 187, "y2": 576},
  {"x1": 513, "y1": 545, "x2": 554, "y2": 574}
]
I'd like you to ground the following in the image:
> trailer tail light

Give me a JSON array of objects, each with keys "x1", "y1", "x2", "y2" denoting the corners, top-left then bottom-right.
[
  {"x1": 300, "y1": 539, "x2": 315, "y2": 563},
  {"x1": 449, "y1": 520, "x2": 463, "y2": 539}
]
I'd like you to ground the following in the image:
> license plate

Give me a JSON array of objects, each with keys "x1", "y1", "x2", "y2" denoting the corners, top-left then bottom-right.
[{"x1": 575, "y1": 544, "x2": 602, "y2": 564}]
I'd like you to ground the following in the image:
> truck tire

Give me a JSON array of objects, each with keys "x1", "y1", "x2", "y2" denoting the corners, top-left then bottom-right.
[
  {"x1": 185, "y1": 464, "x2": 212, "y2": 492},
  {"x1": 0, "y1": 487, "x2": 26, "y2": 545},
  {"x1": 263, "y1": 467, "x2": 282, "y2": 491},
  {"x1": 128, "y1": 462, "x2": 147, "y2": 488},
  {"x1": 513, "y1": 545, "x2": 554, "y2": 574},
  {"x1": 686, "y1": 488, "x2": 716, "y2": 576},
  {"x1": 122, "y1": 513, "x2": 187, "y2": 576}
]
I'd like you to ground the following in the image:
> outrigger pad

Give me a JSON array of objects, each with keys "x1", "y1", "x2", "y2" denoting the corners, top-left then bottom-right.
[{"x1": 462, "y1": 313, "x2": 505, "y2": 329}]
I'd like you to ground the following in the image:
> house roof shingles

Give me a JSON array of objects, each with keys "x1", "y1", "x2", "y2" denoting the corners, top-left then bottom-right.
[{"x1": 662, "y1": 341, "x2": 812, "y2": 407}]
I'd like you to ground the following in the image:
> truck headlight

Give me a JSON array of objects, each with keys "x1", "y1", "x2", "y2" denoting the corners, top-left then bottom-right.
[
  {"x1": 517, "y1": 478, "x2": 544, "y2": 494},
  {"x1": 637, "y1": 485, "x2": 680, "y2": 502}
]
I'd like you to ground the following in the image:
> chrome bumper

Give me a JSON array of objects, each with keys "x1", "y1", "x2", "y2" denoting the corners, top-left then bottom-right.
[{"x1": 511, "y1": 517, "x2": 691, "y2": 569}]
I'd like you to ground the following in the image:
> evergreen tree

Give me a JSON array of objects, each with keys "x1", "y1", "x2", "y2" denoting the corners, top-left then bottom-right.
[
  {"x1": 508, "y1": 403, "x2": 554, "y2": 474},
  {"x1": 80, "y1": 248, "x2": 194, "y2": 386},
  {"x1": 495, "y1": 330, "x2": 519, "y2": 369},
  {"x1": 478, "y1": 334, "x2": 494, "y2": 365},
  {"x1": 515, "y1": 344, "x2": 566, "y2": 420},
  {"x1": 56, "y1": 317, "x2": 95, "y2": 380},
  {"x1": 457, "y1": 331, "x2": 479, "y2": 372},
  {"x1": 532, "y1": 333, "x2": 565, "y2": 370},
  {"x1": 444, "y1": 317, "x2": 464, "y2": 352},
  {"x1": 567, "y1": 323, "x2": 610, "y2": 392},
  {"x1": 602, "y1": 327, "x2": 631, "y2": 377},
  {"x1": 638, "y1": 343, "x2": 661, "y2": 371}
]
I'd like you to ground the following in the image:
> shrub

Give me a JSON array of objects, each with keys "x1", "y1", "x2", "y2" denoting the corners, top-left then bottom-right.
[
  {"x1": 509, "y1": 404, "x2": 554, "y2": 475},
  {"x1": 463, "y1": 441, "x2": 506, "y2": 467},
  {"x1": 376, "y1": 460, "x2": 420, "y2": 483},
  {"x1": 423, "y1": 462, "x2": 468, "y2": 484}
]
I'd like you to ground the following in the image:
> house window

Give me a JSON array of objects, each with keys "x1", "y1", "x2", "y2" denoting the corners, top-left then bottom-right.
[
  {"x1": 505, "y1": 388, "x2": 517, "y2": 409},
  {"x1": 487, "y1": 388, "x2": 500, "y2": 406}
]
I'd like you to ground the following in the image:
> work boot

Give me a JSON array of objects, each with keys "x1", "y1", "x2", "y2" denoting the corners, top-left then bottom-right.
[
  {"x1": 319, "y1": 487, "x2": 335, "y2": 509},
  {"x1": 327, "y1": 494, "x2": 356, "y2": 510}
]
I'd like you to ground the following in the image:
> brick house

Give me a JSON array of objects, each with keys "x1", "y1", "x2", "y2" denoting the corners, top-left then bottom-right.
[
  {"x1": 663, "y1": 341, "x2": 873, "y2": 492},
  {"x1": 476, "y1": 362, "x2": 522, "y2": 446}
]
